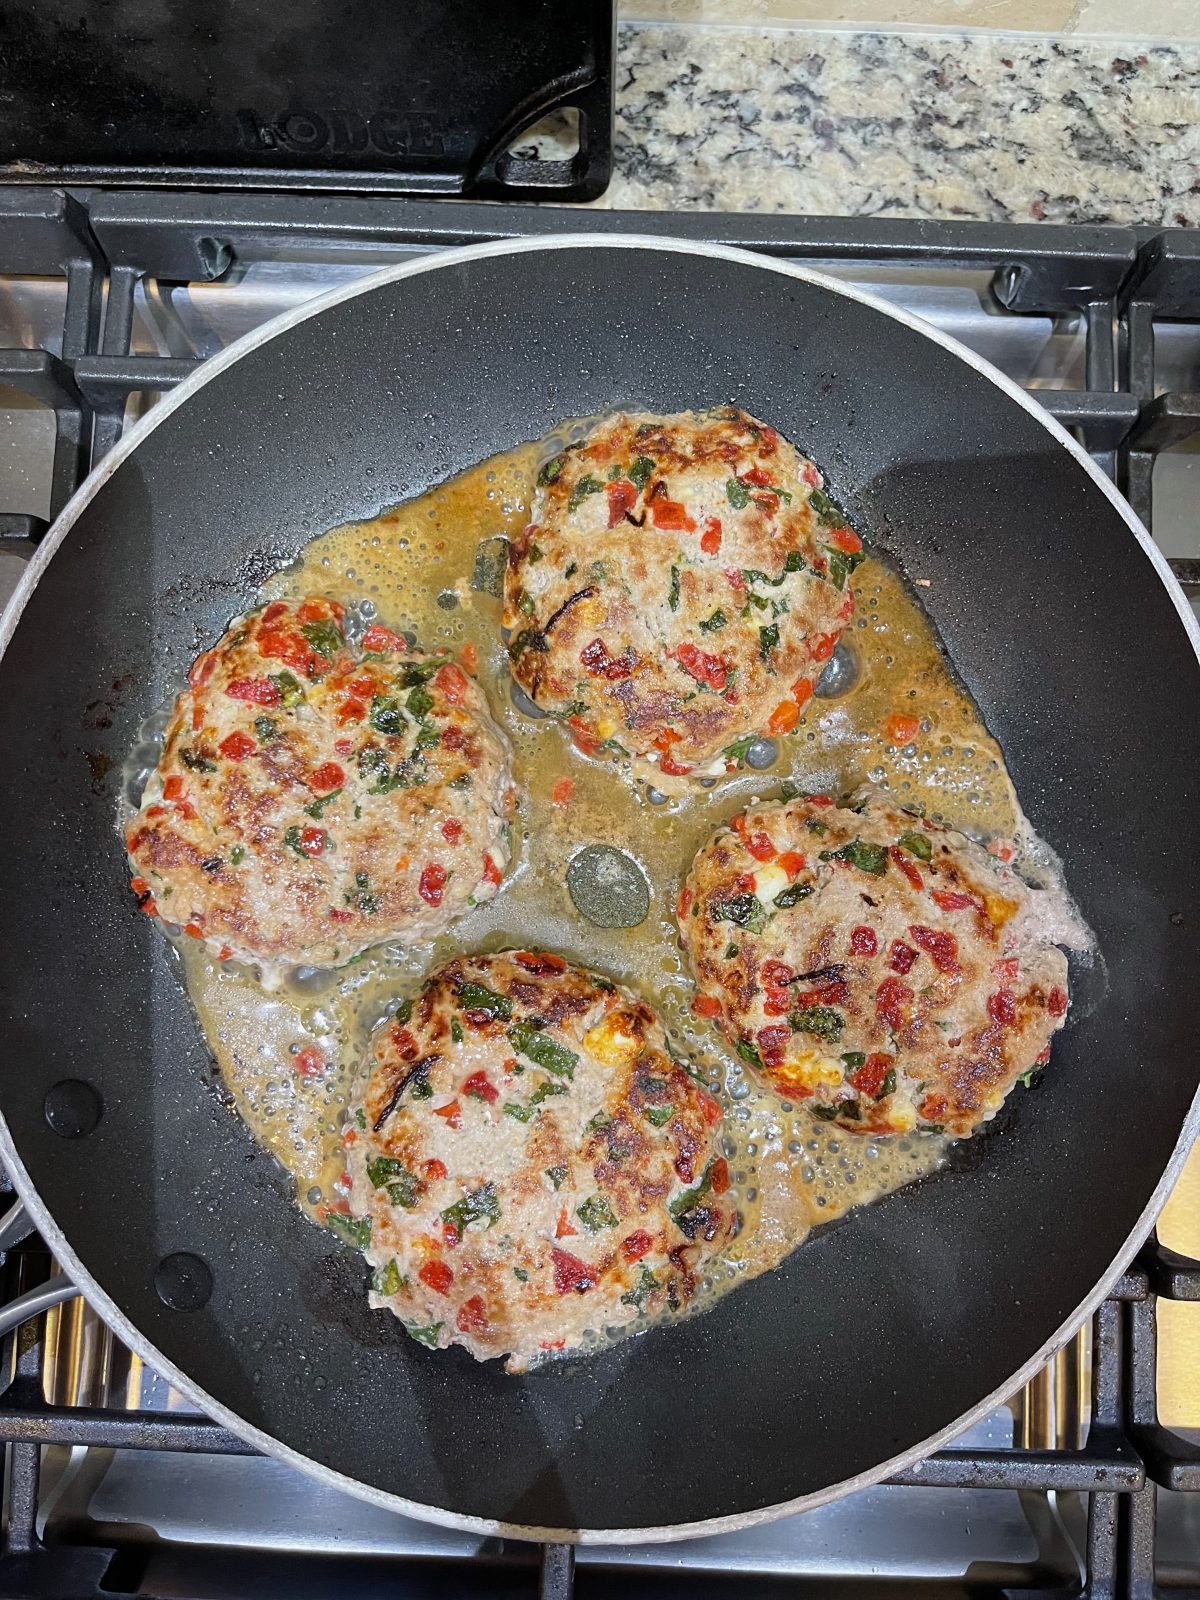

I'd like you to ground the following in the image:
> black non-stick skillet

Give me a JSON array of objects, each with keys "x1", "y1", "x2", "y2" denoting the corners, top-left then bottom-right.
[{"x1": 0, "y1": 237, "x2": 1196, "y2": 1542}]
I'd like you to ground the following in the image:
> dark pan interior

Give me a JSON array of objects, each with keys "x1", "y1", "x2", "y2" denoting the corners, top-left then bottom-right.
[{"x1": 0, "y1": 243, "x2": 1197, "y2": 1534}]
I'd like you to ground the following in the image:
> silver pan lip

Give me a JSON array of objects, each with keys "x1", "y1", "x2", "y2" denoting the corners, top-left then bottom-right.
[{"x1": 1, "y1": 232, "x2": 1196, "y2": 1546}]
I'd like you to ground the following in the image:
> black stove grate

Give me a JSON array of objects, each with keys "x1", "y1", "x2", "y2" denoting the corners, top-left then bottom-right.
[{"x1": 0, "y1": 190, "x2": 1197, "y2": 1598}]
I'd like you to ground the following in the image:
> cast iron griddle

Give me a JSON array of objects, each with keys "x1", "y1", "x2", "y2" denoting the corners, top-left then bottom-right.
[{"x1": 0, "y1": 239, "x2": 1196, "y2": 1540}]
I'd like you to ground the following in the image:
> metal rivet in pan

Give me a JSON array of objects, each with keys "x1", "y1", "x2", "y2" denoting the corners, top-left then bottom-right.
[
  {"x1": 744, "y1": 738, "x2": 778, "y2": 770},
  {"x1": 510, "y1": 680, "x2": 546, "y2": 719},
  {"x1": 154, "y1": 1253, "x2": 214, "y2": 1312},
  {"x1": 646, "y1": 787, "x2": 668, "y2": 806},
  {"x1": 43, "y1": 1080, "x2": 102, "y2": 1139},
  {"x1": 815, "y1": 641, "x2": 860, "y2": 699},
  {"x1": 471, "y1": 537, "x2": 508, "y2": 597},
  {"x1": 567, "y1": 847, "x2": 651, "y2": 928}
]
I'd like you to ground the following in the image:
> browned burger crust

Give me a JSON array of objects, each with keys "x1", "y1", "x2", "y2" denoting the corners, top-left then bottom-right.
[
  {"x1": 679, "y1": 788, "x2": 1070, "y2": 1138},
  {"x1": 503, "y1": 408, "x2": 858, "y2": 780},
  {"x1": 341, "y1": 951, "x2": 736, "y2": 1369},
  {"x1": 125, "y1": 598, "x2": 513, "y2": 972}
]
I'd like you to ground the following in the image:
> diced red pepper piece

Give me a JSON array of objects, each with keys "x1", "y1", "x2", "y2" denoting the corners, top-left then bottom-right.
[
  {"x1": 298, "y1": 827, "x2": 325, "y2": 857},
  {"x1": 876, "y1": 976, "x2": 914, "y2": 1029},
  {"x1": 691, "y1": 994, "x2": 722, "y2": 1019},
  {"x1": 606, "y1": 479, "x2": 638, "y2": 527},
  {"x1": 776, "y1": 850, "x2": 806, "y2": 878},
  {"x1": 909, "y1": 924, "x2": 960, "y2": 974},
  {"x1": 700, "y1": 517, "x2": 722, "y2": 554},
  {"x1": 888, "y1": 940, "x2": 917, "y2": 974},
  {"x1": 514, "y1": 950, "x2": 567, "y2": 976},
  {"x1": 440, "y1": 817, "x2": 464, "y2": 844},
  {"x1": 697, "y1": 1090, "x2": 722, "y2": 1126},
  {"x1": 850, "y1": 925, "x2": 878, "y2": 957},
  {"x1": 768, "y1": 699, "x2": 799, "y2": 734},
  {"x1": 555, "y1": 1205, "x2": 577, "y2": 1239},
  {"x1": 481, "y1": 854, "x2": 502, "y2": 888},
  {"x1": 931, "y1": 889, "x2": 977, "y2": 912},
  {"x1": 757, "y1": 1024, "x2": 791, "y2": 1066},
  {"x1": 308, "y1": 761, "x2": 344, "y2": 793},
  {"x1": 849, "y1": 1052, "x2": 894, "y2": 1098},
  {"x1": 423, "y1": 1159, "x2": 448, "y2": 1181},
  {"x1": 225, "y1": 676, "x2": 281, "y2": 706},
  {"x1": 890, "y1": 846, "x2": 925, "y2": 891},
  {"x1": 461, "y1": 1070, "x2": 499, "y2": 1105},
  {"x1": 163, "y1": 774, "x2": 184, "y2": 801},
  {"x1": 419, "y1": 863, "x2": 447, "y2": 906},
  {"x1": 434, "y1": 662, "x2": 468, "y2": 703},
  {"x1": 456, "y1": 1295, "x2": 489, "y2": 1334},
  {"x1": 809, "y1": 631, "x2": 839, "y2": 663},
  {"x1": 761, "y1": 959, "x2": 794, "y2": 987},
  {"x1": 567, "y1": 715, "x2": 603, "y2": 757},
  {"x1": 710, "y1": 1157, "x2": 730, "y2": 1194},
  {"x1": 792, "y1": 677, "x2": 815, "y2": 710},
  {"x1": 552, "y1": 1247, "x2": 598, "y2": 1295},
  {"x1": 550, "y1": 777, "x2": 575, "y2": 808},
  {"x1": 622, "y1": 1230, "x2": 653, "y2": 1263},
  {"x1": 293, "y1": 1046, "x2": 326, "y2": 1078},
  {"x1": 329, "y1": 908, "x2": 353, "y2": 923},
  {"x1": 361, "y1": 622, "x2": 407, "y2": 654},
  {"x1": 418, "y1": 1259, "x2": 454, "y2": 1295},
  {"x1": 1048, "y1": 985, "x2": 1068, "y2": 1017},
  {"x1": 650, "y1": 498, "x2": 695, "y2": 532},
  {"x1": 829, "y1": 526, "x2": 863, "y2": 553},
  {"x1": 432, "y1": 1099, "x2": 462, "y2": 1130},
  {"x1": 674, "y1": 641, "x2": 730, "y2": 691},
  {"x1": 580, "y1": 637, "x2": 633, "y2": 680},
  {"x1": 987, "y1": 989, "x2": 1018, "y2": 1026}
]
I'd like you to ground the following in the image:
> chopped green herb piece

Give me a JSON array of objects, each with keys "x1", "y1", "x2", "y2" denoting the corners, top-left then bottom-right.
[
  {"x1": 841, "y1": 1052, "x2": 867, "y2": 1071},
  {"x1": 722, "y1": 734, "x2": 758, "y2": 763},
  {"x1": 759, "y1": 623, "x2": 780, "y2": 661},
  {"x1": 300, "y1": 618, "x2": 344, "y2": 659},
  {"x1": 282, "y1": 825, "x2": 304, "y2": 854},
  {"x1": 503, "y1": 1102, "x2": 535, "y2": 1123},
  {"x1": 621, "y1": 1265, "x2": 658, "y2": 1310},
  {"x1": 545, "y1": 1164, "x2": 568, "y2": 1189},
  {"x1": 369, "y1": 695, "x2": 406, "y2": 736},
  {"x1": 254, "y1": 716, "x2": 278, "y2": 742},
  {"x1": 812, "y1": 1103, "x2": 840, "y2": 1121},
  {"x1": 326, "y1": 1211, "x2": 371, "y2": 1249},
  {"x1": 563, "y1": 561, "x2": 578, "y2": 579},
  {"x1": 403, "y1": 1320, "x2": 443, "y2": 1349},
  {"x1": 538, "y1": 454, "x2": 566, "y2": 486},
  {"x1": 724, "y1": 942, "x2": 740, "y2": 959},
  {"x1": 269, "y1": 670, "x2": 303, "y2": 707},
  {"x1": 509, "y1": 626, "x2": 548, "y2": 660},
  {"x1": 306, "y1": 788, "x2": 342, "y2": 819},
  {"x1": 402, "y1": 656, "x2": 449, "y2": 687},
  {"x1": 590, "y1": 560, "x2": 608, "y2": 580},
  {"x1": 668, "y1": 565, "x2": 681, "y2": 612},
  {"x1": 880, "y1": 1068, "x2": 898, "y2": 1097},
  {"x1": 644, "y1": 1105, "x2": 674, "y2": 1128},
  {"x1": 712, "y1": 893, "x2": 768, "y2": 933},
  {"x1": 450, "y1": 1017, "x2": 464, "y2": 1044},
  {"x1": 919, "y1": 1122, "x2": 945, "y2": 1133},
  {"x1": 735, "y1": 1038, "x2": 764, "y2": 1071},
  {"x1": 726, "y1": 477, "x2": 750, "y2": 509},
  {"x1": 1018, "y1": 1067, "x2": 1042, "y2": 1090},
  {"x1": 774, "y1": 882, "x2": 813, "y2": 909},
  {"x1": 507, "y1": 1020, "x2": 577, "y2": 1078},
  {"x1": 840, "y1": 1098, "x2": 863, "y2": 1121},
  {"x1": 448, "y1": 773, "x2": 473, "y2": 791},
  {"x1": 393, "y1": 998, "x2": 412, "y2": 1025},
  {"x1": 442, "y1": 1182, "x2": 500, "y2": 1234},
  {"x1": 826, "y1": 547, "x2": 866, "y2": 591},
  {"x1": 898, "y1": 829, "x2": 932, "y2": 862},
  {"x1": 629, "y1": 455, "x2": 655, "y2": 490},
  {"x1": 806, "y1": 817, "x2": 828, "y2": 836},
  {"x1": 568, "y1": 473, "x2": 604, "y2": 512},
  {"x1": 527, "y1": 544, "x2": 544, "y2": 563},
  {"x1": 180, "y1": 747, "x2": 216, "y2": 773},
  {"x1": 808, "y1": 486, "x2": 838, "y2": 521},
  {"x1": 230, "y1": 845, "x2": 245, "y2": 866},
  {"x1": 820, "y1": 838, "x2": 889, "y2": 875},
  {"x1": 456, "y1": 982, "x2": 513, "y2": 1021},
  {"x1": 699, "y1": 608, "x2": 728, "y2": 634},
  {"x1": 372, "y1": 1259, "x2": 404, "y2": 1296},
  {"x1": 530, "y1": 1080, "x2": 568, "y2": 1106},
  {"x1": 406, "y1": 684, "x2": 433, "y2": 719},
  {"x1": 670, "y1": 1160, "x2": 715, "y2": 1221},
  {"x1": 784, "y1": 550, "x2": 806, "y2": 572},
  {"x1": 513, "y1": 1266, "x2": 530, "y2": 1282},
  {"x1": 789, "y1": 1006, "x2": 844, "y2": 1042},
  {"x1": 414, "y1": 723, "x2": 441, "y2": 751},
  {"x1": 576, "y1": 1194, "x2": 618, "y2": 1232}
]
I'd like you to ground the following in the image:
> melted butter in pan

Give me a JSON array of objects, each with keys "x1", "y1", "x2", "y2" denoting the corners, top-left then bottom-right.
[{"x1": 179, "y1": 436, "x2": 1030, "y2": 1333}]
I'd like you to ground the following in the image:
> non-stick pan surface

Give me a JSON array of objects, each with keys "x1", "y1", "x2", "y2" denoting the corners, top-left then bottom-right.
[{"x1": 0, "y1": 239, "x2": 1197, "y2": 1542}]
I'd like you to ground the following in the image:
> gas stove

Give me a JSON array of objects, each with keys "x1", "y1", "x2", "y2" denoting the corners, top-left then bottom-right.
[{"x1": 0, "y1": 192, "x2": 1197, "y2": 1598}]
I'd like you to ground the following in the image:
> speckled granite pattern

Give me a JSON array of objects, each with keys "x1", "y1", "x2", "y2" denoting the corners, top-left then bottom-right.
[{"x1": 597, "y1": 26, "x2": 1200, "y2": 225}]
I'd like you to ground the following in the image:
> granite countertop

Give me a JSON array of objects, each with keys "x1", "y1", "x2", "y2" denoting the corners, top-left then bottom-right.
[{"x1": 594, "y1": 24, "x2": 1200, "y2": 226}]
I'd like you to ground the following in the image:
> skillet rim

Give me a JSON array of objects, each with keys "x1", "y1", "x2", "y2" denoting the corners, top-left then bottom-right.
[{"x1": 0, "y1": 232, "x2": 1196, "y2": 1545}]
